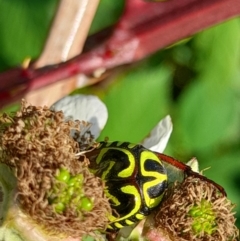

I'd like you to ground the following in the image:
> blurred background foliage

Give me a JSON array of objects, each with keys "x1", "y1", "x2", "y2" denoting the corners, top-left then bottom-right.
[{"x1": 0, "y1": 0, "x2": 239, "y2": 228}]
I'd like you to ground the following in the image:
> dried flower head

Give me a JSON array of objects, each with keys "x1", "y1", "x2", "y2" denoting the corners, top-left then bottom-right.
[
  {"x1": 0, "y1": 100, "x2": 111, "y2": 239},
  {"x1": 152, "y1": 176, "x2": 239, "y2": 241}
]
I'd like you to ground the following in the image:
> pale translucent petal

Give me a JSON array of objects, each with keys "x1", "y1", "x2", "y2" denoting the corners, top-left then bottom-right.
[
  {"x1": 51, "y1": 95, "x2": 108, "y2": 138},
  {"x1": 186, "y1": 157, "x2": 199, "y2": 173},
  {"x1": 142, "y1": 115, "x2": 172, "y2": 152}
]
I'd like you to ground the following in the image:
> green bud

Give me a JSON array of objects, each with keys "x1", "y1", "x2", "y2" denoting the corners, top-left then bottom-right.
[
  {"x1": 68, "y1": 174, "x2": 84, "y2": 187},
  {"x1": 54, "y1": 202, "x2": 65, "y2": 213},
  {"x1": 67, "y1": 186, "x2": 75, "y2": 196},
  {"x1": 80, "y1": 197, "x2": 93, "y2": 212},
  {"x1": 56, "y1": 169, "x2": 70, "y2": 183}
]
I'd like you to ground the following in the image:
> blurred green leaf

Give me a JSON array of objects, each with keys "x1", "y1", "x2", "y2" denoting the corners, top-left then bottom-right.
[
  {"x1": 0, "y1": 103, "x2": 20, "y2": 114},
  {"x1": 193, "y1": 20, "x2": 240, "y2": 83},
  {"x1": 178, "y1": 81, "x2": 236, "y2": 150},
  {"x1": 0, "y1": 0, "x2": 58, "y2": 70},
  {"x1": 178, "y1": 18, "x2": 240, "y2": 151},
  {"x1": 99, "y1": 62, "x2": 172, "y2": 142},
  {"x1": 89, "y1": 0, "x2": 124, "y2": 34}
]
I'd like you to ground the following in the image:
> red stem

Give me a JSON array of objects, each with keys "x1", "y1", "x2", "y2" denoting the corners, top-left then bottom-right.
[{"x1": 0, "y1": 0, "x2": 240, "y2": 107}]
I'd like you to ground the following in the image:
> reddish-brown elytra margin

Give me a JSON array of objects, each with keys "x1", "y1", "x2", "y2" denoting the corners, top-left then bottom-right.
[{"x1": 155, "y1": 152, "x2": 227, "y2": 197}]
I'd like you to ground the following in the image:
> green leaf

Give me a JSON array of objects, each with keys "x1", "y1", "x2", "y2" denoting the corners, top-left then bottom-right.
[
  {"x1": 99, "y1": 63, "x2": 172, "y2": 142},
  {"x1": 193, "y1": 19, "x2": 240, "y2": 84},
  {"x1": 178, "y1": 81, "x2": 235, "y2": 150},
  {"x1": 0, "y1": 0, "x2": 58, "y2": 70},
  {"x1": 89, "y1": 0, "x2": 124, "y2": 34},
  {"x1": 178, "y1": 18, "x2": 240, "y2": 151}
]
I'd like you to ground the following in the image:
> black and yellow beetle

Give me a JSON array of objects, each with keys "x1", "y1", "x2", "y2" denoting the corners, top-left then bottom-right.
[{"x1": 86, "y1": 141, "x2": 226, "y2": 231}]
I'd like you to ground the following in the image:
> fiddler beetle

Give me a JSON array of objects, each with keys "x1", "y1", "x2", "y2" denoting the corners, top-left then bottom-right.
[{"x1": 86, "y1": 141, "x2": 226, "y2": 231}]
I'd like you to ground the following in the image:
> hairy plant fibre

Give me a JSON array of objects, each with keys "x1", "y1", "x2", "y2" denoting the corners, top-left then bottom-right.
[
  {"x1": 155, "y1": 176, "x2": 239, "y2": 241},
  {"x1": 0, "y1": 101, "x2": 111, "y2": 238}
]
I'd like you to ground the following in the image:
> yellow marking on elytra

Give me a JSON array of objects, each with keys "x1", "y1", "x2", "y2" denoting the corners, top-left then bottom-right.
[
  {"x1": 96, "y1": 147, "x2": 136, "y2": 178},
  {"x1": 96, "y1": 148, "x2": 108, "y2": 164},
  {"x1": 96, "y1": 142, "x2": 167, "y2": 228},
  {"x1": 136, "y1": 213, "x2": 145, "y2": 220},
  {"x1": 114, "y1": 222, "x2": 124, "y2": 229},
  {"x1": 125, "y1": 219, "x2": 134, "y2": 225},
  {"x1": 117, "y1": 149, "x2": 135, "y2": 178},
  {"x1": 102, "y1": 161, "x2": 115, "y2": 180},
  {"x1": 127, "y1": 143, "x2": 136, "y2": 149},
  {"x1": 110, "y1": 185, "x2": 142, "y2": 223},
  {"x1": 105, "y1": 188, "x2": 121, "y2": 206},
  {"x1": 140, "y1": 151, "x2": 167, "y2": 209},
  {"x1": 116, "y1": 142, "x2": 123, "y2": 147}
]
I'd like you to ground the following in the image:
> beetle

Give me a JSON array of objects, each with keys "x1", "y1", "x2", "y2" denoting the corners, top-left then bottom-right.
[{"x1": 86, "y1": 141, "x2": 226, "y2": 231}]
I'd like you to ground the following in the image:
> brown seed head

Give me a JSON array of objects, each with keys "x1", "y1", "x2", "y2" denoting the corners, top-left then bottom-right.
[
  {"x1": 0, "y1": 100, "x2": 111, "y2": 238},
  {"x1": 154, "y1": 176, "x2": 239, "y2": 241}
]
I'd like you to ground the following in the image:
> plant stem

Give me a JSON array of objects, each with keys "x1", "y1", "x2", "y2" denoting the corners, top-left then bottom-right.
[{"x1": 0, "y1": 0, "x2": 240, "y2": 108}]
